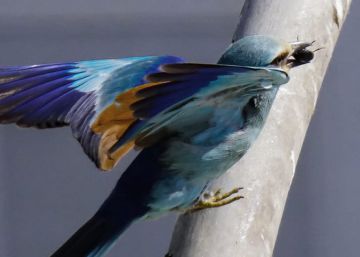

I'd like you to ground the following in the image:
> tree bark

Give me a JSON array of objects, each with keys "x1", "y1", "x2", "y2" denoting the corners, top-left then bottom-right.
[{"x1": 167, "y1": 0, "x2": 352, "y2": 256}]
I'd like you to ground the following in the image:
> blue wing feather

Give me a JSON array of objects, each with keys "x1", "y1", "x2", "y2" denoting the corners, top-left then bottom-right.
[
  {"x1": 130, "y1": 65, "x2": 255, "y2": 120},
  {"x1": 131, "y1": 65, "x2": 288, "y2": 148},
  {"x1": 0, "y1": 56, "x2": 184, "y2": 168}
]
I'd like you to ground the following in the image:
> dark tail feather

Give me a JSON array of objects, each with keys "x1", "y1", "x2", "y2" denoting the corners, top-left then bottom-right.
[{"x1": 51, "y1": 210, "x2": 143, "y2": 257}]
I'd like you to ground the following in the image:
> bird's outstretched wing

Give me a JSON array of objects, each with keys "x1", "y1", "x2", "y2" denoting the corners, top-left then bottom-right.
[
  {"x1": 0, "y1": 56, "x2": 182, "y2": 169},
  {"x1": 0, "y1": 57, "x2": 288, "y2": 170}
]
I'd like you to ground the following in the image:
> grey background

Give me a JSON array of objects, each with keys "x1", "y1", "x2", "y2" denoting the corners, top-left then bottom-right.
[{"x1": 0, "y1": 1, "x2": 359, "y2": 257}]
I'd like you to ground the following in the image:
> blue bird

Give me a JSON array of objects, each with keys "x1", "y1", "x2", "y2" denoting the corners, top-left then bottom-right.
[{"x1": 0, "y1": 35, "x2": 314, "y2": 257}]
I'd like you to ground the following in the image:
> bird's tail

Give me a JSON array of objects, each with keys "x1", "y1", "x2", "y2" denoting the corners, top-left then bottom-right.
[{"x1": 51, "y1": 207, "x2": 146, "y2": 257}]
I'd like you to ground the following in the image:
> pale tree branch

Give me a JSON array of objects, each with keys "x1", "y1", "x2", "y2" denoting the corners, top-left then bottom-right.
[{"x1": 167, "y1": 0, "x2": 352, "y2": 256}]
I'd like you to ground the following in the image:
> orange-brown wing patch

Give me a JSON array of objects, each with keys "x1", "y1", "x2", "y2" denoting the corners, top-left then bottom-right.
[{"x1": 91, "y1": 81, "x2": 167, "y2": 171}]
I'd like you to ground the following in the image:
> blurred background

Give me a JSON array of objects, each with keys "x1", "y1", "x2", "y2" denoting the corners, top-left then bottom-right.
[{"x1": 0, "y1": 1, "x2": 359, "y2": 257}]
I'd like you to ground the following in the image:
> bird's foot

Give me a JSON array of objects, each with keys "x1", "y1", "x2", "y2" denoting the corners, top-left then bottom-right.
[{"x1": 187, "y1": 187, "x2": 244, "y2": 213}]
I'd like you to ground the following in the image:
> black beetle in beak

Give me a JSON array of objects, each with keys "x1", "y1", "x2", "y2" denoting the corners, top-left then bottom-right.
[{"x1": 287, "y1": 41, "x2": 318, "y2": 68}]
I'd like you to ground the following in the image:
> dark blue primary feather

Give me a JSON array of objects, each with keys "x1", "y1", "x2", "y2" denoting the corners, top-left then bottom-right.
[
  {"x1": 0, "y1": 67, "x2": 77, "y2": 126},
  {"x1": 0, "y1": 63, "x2": 87, "y2": 126}
]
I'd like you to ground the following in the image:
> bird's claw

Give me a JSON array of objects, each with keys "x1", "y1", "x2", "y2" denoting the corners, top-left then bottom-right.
[{"x1": 187, "y1": 187, "x2": 244, "y2": 213}]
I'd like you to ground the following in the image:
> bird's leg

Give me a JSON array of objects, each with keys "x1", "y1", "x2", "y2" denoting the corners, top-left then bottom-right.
[{"x1": 187, "y1": 187, "x2": 244, "y2": 213}]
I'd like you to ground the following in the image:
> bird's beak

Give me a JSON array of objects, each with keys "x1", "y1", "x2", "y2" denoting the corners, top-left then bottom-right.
[
  {"x1": 290, "y1": 41, "x2": 313, "y2": 51},
  {"x1": 287, "y1": 41, "x2": 315, "y2": 69}
]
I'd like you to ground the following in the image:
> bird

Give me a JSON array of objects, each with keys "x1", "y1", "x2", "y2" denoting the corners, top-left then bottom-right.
[{"x1": 0, "y1": 35, "x2": 314, "y2": 257}]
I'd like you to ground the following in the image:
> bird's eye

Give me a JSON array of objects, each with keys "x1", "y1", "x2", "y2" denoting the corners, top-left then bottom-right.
[
  {"x1": 270, "y1": 51, "x2": 289, "y2": 65},
  {"x1": 270, "y1": 56, "x2": 282, "y2": 65}
]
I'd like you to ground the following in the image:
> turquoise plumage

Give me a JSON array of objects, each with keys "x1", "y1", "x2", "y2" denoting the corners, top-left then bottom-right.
[{"x1": 0, "y1": 35, "x2": 314, "y2": 257}]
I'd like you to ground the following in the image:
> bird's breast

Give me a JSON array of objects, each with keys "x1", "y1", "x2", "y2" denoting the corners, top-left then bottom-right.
[{"x1": 146, "y1": 88, "x2": 277, "y2": 213}]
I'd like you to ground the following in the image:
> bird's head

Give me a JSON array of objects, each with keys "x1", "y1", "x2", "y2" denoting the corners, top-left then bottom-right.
[{"x1": 218, "y1": 35, "x2": 315, "y2": 70}]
